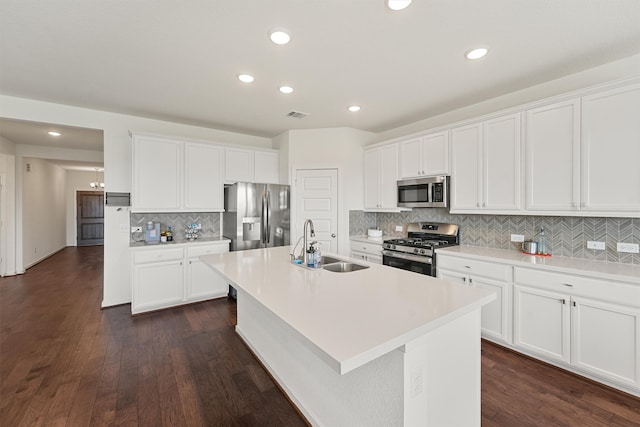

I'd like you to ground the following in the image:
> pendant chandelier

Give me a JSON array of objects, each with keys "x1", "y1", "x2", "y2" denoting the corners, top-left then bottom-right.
[{"x1": 90, "y1": 168, "x2": 104, "y2": 190}]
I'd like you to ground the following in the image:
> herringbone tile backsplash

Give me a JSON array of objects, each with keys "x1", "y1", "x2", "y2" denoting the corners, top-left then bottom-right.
[
  {"x1": 350, "y1": 210, "x2": 640, "y2": 265},
  {"x1": 130, "y1": 213, "x2": 221, "y2": 240}
]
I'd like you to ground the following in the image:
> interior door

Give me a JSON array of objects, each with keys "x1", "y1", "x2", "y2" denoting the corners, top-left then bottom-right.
[
  {"x1": 294, "y1": 169, "x2": 338, "y2": 253},
  {"x1": 76, "y1": 191, "x2": 104, "y2": 246}
]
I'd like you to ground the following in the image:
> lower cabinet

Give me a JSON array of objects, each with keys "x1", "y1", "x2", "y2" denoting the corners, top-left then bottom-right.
[
  {"x1": 132, "y1": 243, "x2": 229, "y2": 314},
  {"x1": 437, "y1": 255, "x2": 512, "y2": 345},
  {"x1": 514, "y1": 267, "x2": 640, "y2": 392},
  {"x1": 349, "y1": 240, "x2": 383, "y2": 264}
]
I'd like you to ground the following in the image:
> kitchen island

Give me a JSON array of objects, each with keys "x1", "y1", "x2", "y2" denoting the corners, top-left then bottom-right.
[{"x1": 201, "y1": 246, "x2": 495, "y2": 426}]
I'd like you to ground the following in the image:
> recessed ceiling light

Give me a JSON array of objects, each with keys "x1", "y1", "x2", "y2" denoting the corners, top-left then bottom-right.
[
  {"x1": 270, "y1": 30, "x2": 291, "y2": 45},
  {"x1": 48, "y1": 131, "x2": 61, "y2": 136},
  {"x1": 279, "y1": 86, "x2": 294, "y2": 94},
  {"x1": 348, "y1": 105, "x2": 361, "y2": 112},
  {"x1": 238, "y1": 74, "x2": 255, "y2": 83},
  {"x1": 387, "y1": 0, "x2": 412, "y2": 11},
  {"x1": 465, "y1": 47, "x2": 488, "y2": 60}
]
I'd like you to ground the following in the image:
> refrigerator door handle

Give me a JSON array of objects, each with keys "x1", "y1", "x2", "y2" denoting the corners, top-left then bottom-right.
[
  {"x1": 265, "y1": 190, "x2": 271, "y2": 244},
  {"x1": 261, "y1": 193, "x2": 267, "y2": 245}
]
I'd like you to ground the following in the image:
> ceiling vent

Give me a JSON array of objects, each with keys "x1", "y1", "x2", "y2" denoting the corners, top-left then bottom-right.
[{"x1": 286, "y1": 111, "x2": 308, "y2": 119}]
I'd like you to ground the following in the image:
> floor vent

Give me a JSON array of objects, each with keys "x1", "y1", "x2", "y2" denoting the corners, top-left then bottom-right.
[{"x1": 286, "y1": 111, "x2": 308, "y2": 119}]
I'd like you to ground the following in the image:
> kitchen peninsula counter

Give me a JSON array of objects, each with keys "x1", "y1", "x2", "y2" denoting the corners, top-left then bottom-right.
[{"x1": 201, "y1": 245, "x2": 494, "y2": 426}]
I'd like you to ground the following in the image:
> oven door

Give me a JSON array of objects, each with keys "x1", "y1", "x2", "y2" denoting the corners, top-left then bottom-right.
[{"x1": 382, "y1": 250, "x2": 434, "y2": 276}]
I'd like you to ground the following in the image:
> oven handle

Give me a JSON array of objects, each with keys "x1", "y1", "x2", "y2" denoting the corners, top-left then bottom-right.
[{"x1": 382, "y1": 250, "x2": 433, "y2": 264}]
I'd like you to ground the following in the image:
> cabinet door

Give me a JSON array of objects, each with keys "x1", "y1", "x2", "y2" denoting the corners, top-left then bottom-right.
[
  {"x1": 451, "y1": 123, "x2": 482, "y2": 210},
  {"x1": 483, "y1": 114, "x2": 521, "y2": 210},
  {"x1": 132, "y1": 135, "x2": 182, "y2": 211},
  {"x1": 526, "y1": 100, "x2": 580, "y2": 211},
  {"x1": 513, "y1": 285, "x2": 570, "y2": 363},
  {"x1": 379, "y1": 144, "x2": 399, "y2": 208},
  {"x1": 226, "y1": 147, "x2": 254, "y2": 183},
  {"x1": 581, "y1": 83, "x2": 640, "y2": 212},
  {"x1": 254, "y1": 150, "x2": 280, "y2": 184},
  {"x1": 399, "y1": 137, "x2": 423, "y2": 178},
  {"x1": 186, "y1": 258, "x2": 228, "y2": 301},
  {"x1": 472, "y1": 277, "x2": 510, "y2": 344},
  {"x1": 363, "y1": 148, "x2": 381, "y2": 208},
  {"x1": 133, "y1": 260, "x2": 184, "y2": 314},
  {"x1": 184, "y1": 143, "x2": 224, "y2": 211},
  {"x1": 422, "y1": 131, "x2": 449, "y2": 176},
  {"x1": 571, "y1": 297, "x2": 640, "y2": 388}
]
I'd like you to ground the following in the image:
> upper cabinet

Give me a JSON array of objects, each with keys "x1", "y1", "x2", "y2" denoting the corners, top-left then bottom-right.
[
  {"x1": 451, "y1": 113, "x2": 521, "y2": 212},
  {"x1": 581, "y1": 83, "x2": 640, "y2": 213},
  {"x1": 525, "y1": 99, "x2": 581, "y2": 211},
  {"x1": 132, "y1": 132, "x2": 224, "y2": 212},
  {"x1": 225, "y1": 147, "x2": 280, "y2": 184},
  {"x1": 399, "y1": 131, "x2": 449, "y2": 179},
  {"x1": 364, "y1": 144, "x2": 399, "y2": 210}
]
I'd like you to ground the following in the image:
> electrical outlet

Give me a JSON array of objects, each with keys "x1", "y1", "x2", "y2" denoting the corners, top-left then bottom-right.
[
  {"x1": 510, "y1": 234, "x2": 524, "y2": 243},
  {"x1": 131, "y1": 226, "x2": 142, "y2": 233},
  {"x1": 395, "y1": 225, "x2": 403, "y2": 232},
  {"x1": 587, "y1": 241, "x2": 605, "y2": 250},
  {"x1": 410, "y1": 365, "x2": 424, "y2": 398},
  {"x1": 617, "y1": 243, "x2": 639, "y2": 254},
  {"x1": 195, "y1": 223, "x2": 202, "y2": 230}
]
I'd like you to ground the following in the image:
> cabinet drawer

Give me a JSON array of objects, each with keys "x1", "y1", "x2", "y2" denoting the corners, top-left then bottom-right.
[
  {"x1": 187, "y1": 243, "x2": 229, "y2": 258},
  {"x1": 514, "y1": 267, "x2": 640, "y2": 307},
  {"x1": 134, "y1": 247, "x2": 184, "y2": 264},
  {"x1": 350, "y1": 241, "x2": 383, "y2": 255},
  {"x1": 436, "y1": 255, "x2": 513, "y2": 282}
]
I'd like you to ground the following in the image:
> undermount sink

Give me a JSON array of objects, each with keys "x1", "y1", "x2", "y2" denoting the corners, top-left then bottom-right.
[
  {"x1": 322, "y1": 262, "x2": 369, "y2": 273},
  {"x1": 320, "y1": 255, "x2": 343, "y2": 265}
]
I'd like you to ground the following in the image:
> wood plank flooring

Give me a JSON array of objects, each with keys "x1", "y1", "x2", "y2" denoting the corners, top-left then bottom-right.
[{"x1": 1, "y1": 246, "x2": 639, "y2": 426}]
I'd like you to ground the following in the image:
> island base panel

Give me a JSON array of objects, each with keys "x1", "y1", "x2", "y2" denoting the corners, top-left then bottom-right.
[{"x1": 235, "y1": 289, "x2": 482, "y2": 426}]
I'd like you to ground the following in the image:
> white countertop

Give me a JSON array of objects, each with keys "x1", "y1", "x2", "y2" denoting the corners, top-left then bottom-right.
[
  {"x1": 130, "y1": 236, "x2": 230, "y2": 249},
  {"x1": 200, "y1": 245, "x2": 494, "y2": 374},
  {"x1": 349, "y1": 235, "x2": 389, "y2": 245},
  {"x1": 436, "y1": 246, "x2": 640, "y2": 284}
]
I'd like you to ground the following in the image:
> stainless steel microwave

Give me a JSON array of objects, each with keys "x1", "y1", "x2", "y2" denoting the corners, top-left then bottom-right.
[{"x1": 397, "y1": 175, "x2": 449, "y2": 208}]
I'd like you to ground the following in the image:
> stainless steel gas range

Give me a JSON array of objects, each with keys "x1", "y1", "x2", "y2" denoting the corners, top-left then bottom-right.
[{"x1": 382, "y1": 222, "x2": 459, "y2": 276}]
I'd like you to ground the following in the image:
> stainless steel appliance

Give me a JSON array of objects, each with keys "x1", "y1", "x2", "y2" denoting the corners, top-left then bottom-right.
[
  {"x1": 397, "y1": 175, "x2": 449, "y2": 208},
  {"x1": 223, "y1": 182, "x2": 290, "y2": 251},
  {"x1": 382, "y1": 222, "x2": 459, "y2": 276}
]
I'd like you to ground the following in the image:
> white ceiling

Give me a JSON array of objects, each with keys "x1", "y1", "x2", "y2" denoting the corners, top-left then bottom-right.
[{"x1": 1, "y1": 1, "x2": 639, "y2": 139}]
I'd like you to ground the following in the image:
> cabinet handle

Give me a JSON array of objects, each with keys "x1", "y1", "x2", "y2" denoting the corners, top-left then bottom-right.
[
  {"x1": 562, "y1": 283, "x2": 573, "y2": 287},
  {"x1": 469, "y1": 278, "x2": 473, "y2": 285},
  {"x1": 572, "y1": 301, "x2": 576, "y2": 307},
  {"x1": 561, "y1": 298, "x2": 566, "y2": 304},
  {"x1": 464, "y1": 265, "x2": 471, "y2": 269},
  {"x1": 180, "y1": 261, "x2": 183, "y2": 266},
  {"x1": 462, "y1": 277, "x2": 466, "y2": 283},
  {"x1": 189, "y1": 260, "x2": 192, "y2": 264}
]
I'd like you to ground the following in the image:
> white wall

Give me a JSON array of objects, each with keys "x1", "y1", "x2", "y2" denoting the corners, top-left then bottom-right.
[
  {"x1": 0, "y1": 95, "x2": 272, "y2": 307},
  {"x1": 285, "y1": 127, "x2": 374, "y2": 256},
  {"x1": 374, "y1": 53, "x2": 640, "y2": 143},
  {"x1": 22, "y1": 158, "x2": 66, "y2": 268},
  {"x1": 0, "y1": 149, "x2": 17, "y2": 276},
  {"x1": 65, "y1": 170, "x2": 102, "y2": 246}
]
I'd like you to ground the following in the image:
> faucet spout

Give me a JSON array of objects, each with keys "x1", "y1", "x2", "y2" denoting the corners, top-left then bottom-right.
[{"x1": 302, "y1": 219, "x2": 316, "y2": 265}]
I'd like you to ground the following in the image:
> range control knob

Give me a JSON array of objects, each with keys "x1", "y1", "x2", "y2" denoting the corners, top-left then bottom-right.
[{"x1": 413, "y1": 248, "x2": 419, "y2": 254}]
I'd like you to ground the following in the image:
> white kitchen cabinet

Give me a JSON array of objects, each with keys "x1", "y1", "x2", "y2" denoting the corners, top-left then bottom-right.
[
  {"x1": 514, "y1": 266, "x2": 640, "y2": 392},
  {"x1": 132, "y1": 134, "x2": 182, "y2": 212},
  {"x1": 132, "y1": 241, "x2": 230, "y2": 314},
  {"x1": 399, "y1": 131, "x2": 449, "y2": 179},
  {"x1": 451, "y1": 114, "x2": 521, "y2": 212},
  {"x1": 185, "y1": 245, "x2": 229, "y2": 301},
  {"x1": 363, "y1": 144, "x2": 399, "y2": 210},
  {"x1": 132, "y1": 248, "x2": 185, "y2": 314},
  {"x1": 225, "y1": 147, "x2": 280, "y2": 184},
  {"x1": 350, "y1": 239, "x2": 383, "y2": 264},
  {"x1": 184, "y1": 142, "x2": 224, "y2": 211},
  {"x1": 525, "y1": 99, "x2": 581, "y2": 211},
  {"x1": 131, "y1": 133, "x2": 224, "y2": 212},
  {"x1": 437, "y1": 254, "x2": 512, "y2": 344},
  {"x1": 581, "y1": 83, "x2": 640, "y2": 212}
]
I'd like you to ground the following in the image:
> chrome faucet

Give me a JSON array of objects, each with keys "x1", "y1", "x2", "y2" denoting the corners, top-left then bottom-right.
[{"x1": 302, "y1": 219, "x2": 316, "y2": 265}]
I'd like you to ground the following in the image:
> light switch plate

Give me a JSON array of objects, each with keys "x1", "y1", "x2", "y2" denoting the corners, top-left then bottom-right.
[
  {"x1": 587, "y1": 241, "x2": 605, "y2": 250},
  {"x1": 510, "y1": 234, "x2": 524, "y2": 243},
  {"x1": 395, "y1": 225, "x2": 403, "y2": 232},
  {"x1": 617, "y1": 243, "x2": 639, "y2": 253}
]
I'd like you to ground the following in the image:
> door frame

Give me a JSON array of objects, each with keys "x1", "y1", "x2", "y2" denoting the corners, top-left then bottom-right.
[{"x1": 292, "y1": 168, "x2": 339, "y2": 255}]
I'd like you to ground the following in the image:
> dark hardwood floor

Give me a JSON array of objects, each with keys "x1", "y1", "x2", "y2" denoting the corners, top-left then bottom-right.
[{"x1": 1, "y1": 247, "x2": 638, "y2": 426}]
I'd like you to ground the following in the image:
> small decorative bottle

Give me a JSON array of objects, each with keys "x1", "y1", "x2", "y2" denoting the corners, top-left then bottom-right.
[{"x1": 537, "y1": 227, "x2": 548, "y2": 255}]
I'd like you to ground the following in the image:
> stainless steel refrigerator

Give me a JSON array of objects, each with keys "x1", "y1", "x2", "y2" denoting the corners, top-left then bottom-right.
[{"x1": 223, "y1": 182, "x2": 290, "y2": 251}]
